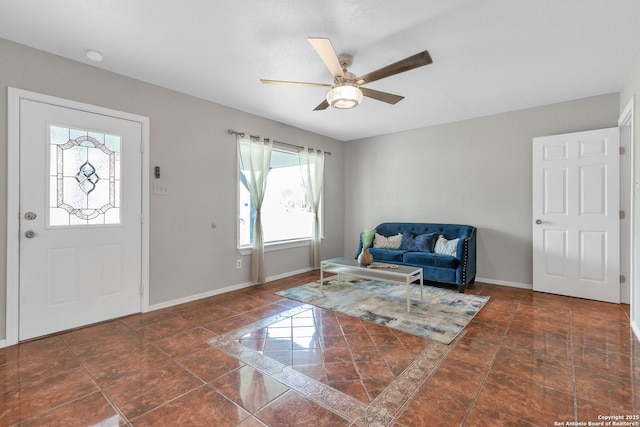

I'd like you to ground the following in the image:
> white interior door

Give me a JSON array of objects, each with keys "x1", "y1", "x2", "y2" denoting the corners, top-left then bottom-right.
[
  {"x1": 18, "y1": 98, "x2": 143, "y2": 340},
  {"x1": 532, "y1": 128, "x2": 620, "y2": 303}
]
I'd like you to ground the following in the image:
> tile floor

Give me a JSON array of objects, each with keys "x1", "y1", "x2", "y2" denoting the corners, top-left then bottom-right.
[{"x1": 0, "y1": 271, "x2": 638, "y2": 426}]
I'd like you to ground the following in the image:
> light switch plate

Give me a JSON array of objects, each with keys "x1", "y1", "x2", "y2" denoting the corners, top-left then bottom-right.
[{"x1": 153, "y1": 183, "x2": 169, "y2": 195}]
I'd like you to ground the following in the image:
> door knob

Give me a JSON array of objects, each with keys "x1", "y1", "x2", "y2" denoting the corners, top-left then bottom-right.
[
  {"x1": 25, "y1": 230, "x2": 36, "y2": 238},
  {"x1": 535, "y1": 219, "x2": 542, "y2": 225}
]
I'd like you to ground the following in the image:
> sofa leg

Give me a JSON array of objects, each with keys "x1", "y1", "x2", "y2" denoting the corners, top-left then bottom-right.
[{"x1": 457, "y1": 285, "x2": 465, "y2": 293}]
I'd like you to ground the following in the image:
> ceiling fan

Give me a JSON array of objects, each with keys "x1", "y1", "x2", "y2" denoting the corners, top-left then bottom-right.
[{"x1": 260, "y1": 38, "x2": 433, "y2": 110}]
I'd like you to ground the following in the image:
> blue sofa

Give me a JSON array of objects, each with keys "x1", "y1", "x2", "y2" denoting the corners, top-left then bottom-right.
[{"x1": 355, "y1": 222, "x2": 477, "y2": 293}]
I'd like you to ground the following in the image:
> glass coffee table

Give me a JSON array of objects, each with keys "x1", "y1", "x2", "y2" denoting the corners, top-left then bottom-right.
[{"x1": 320, "y1": 257, "x2": 423, "y2": 312}]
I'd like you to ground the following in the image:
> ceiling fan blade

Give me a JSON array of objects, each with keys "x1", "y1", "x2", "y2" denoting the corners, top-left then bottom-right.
[
  {"x1": 313, "y1": 99, "x2": 330, "y2": 111},
  {"x1": 360, "y1": 87, "x2": 404, "y2": 105},
  {"x1": 355, "y1": 50, "x2": 432, "y2": 85},
  {"x1": 260, "y1": 79, "x2": 331, "y2": 88},
  {"x1": 308, "y1": 38, "x2": 345, "y2": 79}
]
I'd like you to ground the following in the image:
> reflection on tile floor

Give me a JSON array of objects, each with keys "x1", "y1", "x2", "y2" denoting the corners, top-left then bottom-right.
[
  {"x1": 208, "y1": 303, "x2": 450, "y2": 425},
  {"x1": 0, "y1": 270, "x2": 638, "y2": 426}
]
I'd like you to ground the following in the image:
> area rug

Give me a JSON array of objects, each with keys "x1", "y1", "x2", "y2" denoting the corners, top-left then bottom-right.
[{"x1": 275, "y1": 278, "x2": 489, "y2": 344}]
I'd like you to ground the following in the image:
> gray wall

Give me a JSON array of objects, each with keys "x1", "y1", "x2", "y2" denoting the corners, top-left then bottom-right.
[
  {"x1": 0, "y1": 38, "x2": 345, "y2": 339},
  {"x1": 344, "y1": 94, "x2": 620, "y2": 287}
]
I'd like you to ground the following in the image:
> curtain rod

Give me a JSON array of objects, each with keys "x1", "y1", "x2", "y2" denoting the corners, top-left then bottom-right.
[{"x1": 227, "y1": 129, "x2": 331, "y2": 155}]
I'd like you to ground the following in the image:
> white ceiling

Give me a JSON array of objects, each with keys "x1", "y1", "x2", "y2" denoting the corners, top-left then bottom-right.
[{"x1": 1, "y1": 0, "x2": 639, "y2": 141}]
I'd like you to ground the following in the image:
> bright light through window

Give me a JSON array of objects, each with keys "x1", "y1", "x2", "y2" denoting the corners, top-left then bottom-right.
[{"x1": 239, "y1": 149, "x2": 316, "y2": 246}]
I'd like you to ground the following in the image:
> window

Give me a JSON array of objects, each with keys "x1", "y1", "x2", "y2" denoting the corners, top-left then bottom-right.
[
  {"x1": 239, "y1": 148, "x2": 317, "y2": 247},
  {"x1": 48, "y1": 125, "x2": 121, "y2": 226}
]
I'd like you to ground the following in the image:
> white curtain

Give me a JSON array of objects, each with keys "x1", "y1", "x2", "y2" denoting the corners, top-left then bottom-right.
[
  {"x1": 238, "y1": 136, "x2": 272, "y2": 285},
  {"x1": 298, "y1": 147, "x2": 325, "y2": 268}
]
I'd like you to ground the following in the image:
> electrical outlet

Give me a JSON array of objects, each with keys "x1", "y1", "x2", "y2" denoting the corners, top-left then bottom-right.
[{"x1": 236, "y1": 259, "x2": 242, "y2": 269}]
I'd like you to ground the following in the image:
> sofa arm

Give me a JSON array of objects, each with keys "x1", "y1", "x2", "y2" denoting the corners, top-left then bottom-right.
[{"x1": 455, "y1": 228, "x2": 477, "y2": 290}]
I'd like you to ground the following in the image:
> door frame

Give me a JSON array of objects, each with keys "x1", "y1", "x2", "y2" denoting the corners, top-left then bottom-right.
[
  {"x1": 619, "y1": 97, "x2": 634, "y2": 305},
  {"x1": 619, "y1": 96, "x2": 638, "y2": 339},
  {"x1": 6, "y1": 87, "x2": 150, "y2": 346}
]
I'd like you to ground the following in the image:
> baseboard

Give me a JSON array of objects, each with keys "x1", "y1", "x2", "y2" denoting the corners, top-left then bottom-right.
[
  {"x1": 0, "y1": 339, "x2": 7, "y2": 349},
  {"x1": 149, "y1": 281, "x2": 253, "y2": 311},
  {"x1": 148, "y1": 267, "x2": 314, "y2": 312},
  {"x1": 266, "y1": 267, "x2": 314, "y2": 282},
  {"x1": 475, "y1": 277, "x2": 533, "y2": 290}
]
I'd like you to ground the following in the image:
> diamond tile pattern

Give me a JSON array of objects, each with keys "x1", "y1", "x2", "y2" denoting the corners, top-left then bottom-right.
[{"x1": 0, "y1": 270, "x2": 637, "y2": 426}]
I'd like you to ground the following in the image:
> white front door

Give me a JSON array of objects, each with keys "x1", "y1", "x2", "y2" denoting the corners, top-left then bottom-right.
[
  {"x1": 18, "y1": 98, "x2": 143, "y2": 340},
  {"x1": 532, "y1": 128, "x2": 620, "y2": 303}
]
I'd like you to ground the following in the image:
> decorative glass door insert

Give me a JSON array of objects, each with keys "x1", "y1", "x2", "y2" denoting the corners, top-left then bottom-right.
[{"x1": 48, "y1": 125, "x2": 121, "y2": 226}]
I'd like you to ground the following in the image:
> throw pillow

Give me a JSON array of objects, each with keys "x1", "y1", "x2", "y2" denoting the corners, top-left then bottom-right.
[
  {"x1": 415, "y1": 232, "x2": 438, "y2": 252},
  {"x1": 373, "y1": 233, "x2": 403, "y2": 249},
  {"x1": 400, "y1": 232, "x2": 418, "y2": 251},
  {"x1": 361, "y1": 229, "x2": 376, "y2": 248},
  {"x1": 400, "y1": 232, "x2": 438, "y2": 252},
  {"x1": 434, "y1": 235, "x2": 459, "y2": 256}
]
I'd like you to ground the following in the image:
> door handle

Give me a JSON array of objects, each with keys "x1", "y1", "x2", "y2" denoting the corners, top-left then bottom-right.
[
  {"x1": 25, "y1": 230, "x2": 36, "y2": 238},
  {"x1": 535, "y1": 219, "x2": 542, "y2": 225}
]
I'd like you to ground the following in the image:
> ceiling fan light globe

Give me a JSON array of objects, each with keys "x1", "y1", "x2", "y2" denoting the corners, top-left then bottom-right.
[{"x1": 326, "y1": 85, "x2": 363, "y2": 109}]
